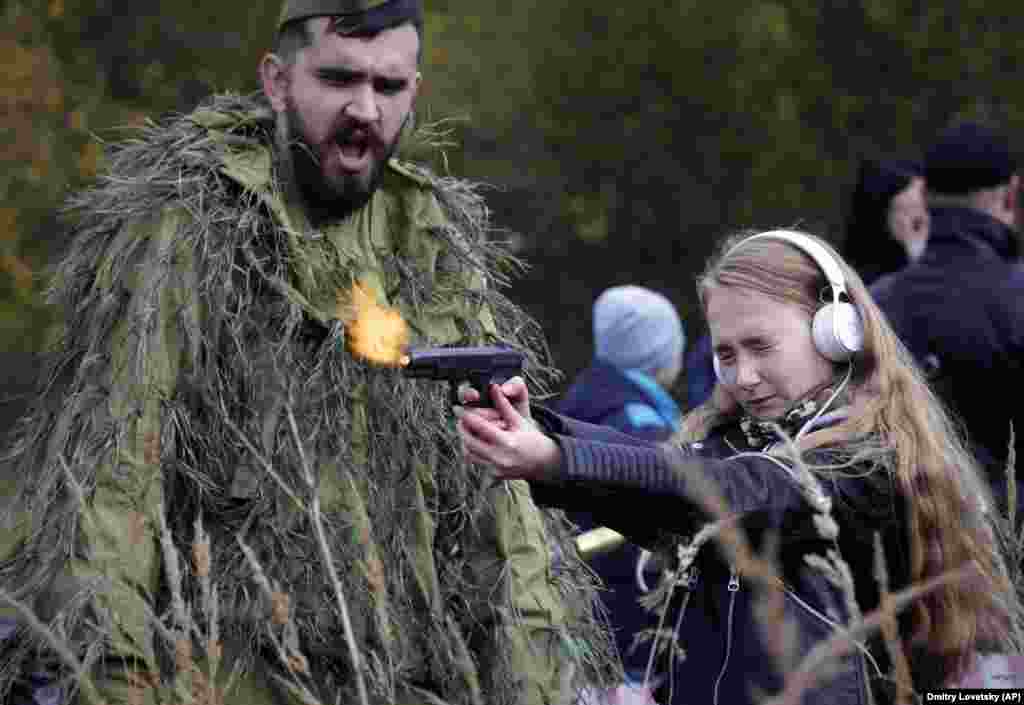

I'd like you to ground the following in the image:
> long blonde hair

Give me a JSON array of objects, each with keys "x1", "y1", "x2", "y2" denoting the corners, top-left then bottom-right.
[{"x1": 679, "y1": 228, "x2": 1016, "y2": 679}]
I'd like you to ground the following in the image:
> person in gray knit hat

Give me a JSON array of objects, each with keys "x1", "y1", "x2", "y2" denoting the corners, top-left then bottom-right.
[
  {"x1": 592, "y1": 285, "x2": 686, "y2": 388},
  {"x1": 559, "y1": 285, "x2": 685, "y2": 440}
]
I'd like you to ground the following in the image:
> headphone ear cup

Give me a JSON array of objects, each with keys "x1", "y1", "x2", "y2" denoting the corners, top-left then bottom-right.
[{"x1": 812, "y1": 302, "x2": 864, "y2": 361}]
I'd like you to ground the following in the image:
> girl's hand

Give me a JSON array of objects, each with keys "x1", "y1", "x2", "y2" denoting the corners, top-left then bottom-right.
[
  {"x1": 456, "y1": 376, "x2": 532, "y2": 417},
  {"x1": 455, "y1": 376, "x2": 532, "y2": 429},
  {"x1": 457, "y1": 382, "x2": 560, "y2": 481}
]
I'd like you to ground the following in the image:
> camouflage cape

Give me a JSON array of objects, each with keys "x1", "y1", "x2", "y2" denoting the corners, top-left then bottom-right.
[{"x1": 0, "y1": 93, "x2": 617, "y2": 704}]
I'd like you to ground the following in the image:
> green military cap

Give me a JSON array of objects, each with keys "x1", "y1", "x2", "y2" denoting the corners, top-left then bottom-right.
[{"x1": 277, "y1": 0, "x2": 423, "y2": 34}]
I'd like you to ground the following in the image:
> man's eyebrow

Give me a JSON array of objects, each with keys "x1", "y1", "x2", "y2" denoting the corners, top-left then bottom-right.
[
  {"x1": 315, "y1": 65, "x2": 411, "y2": 83},
  {"x1": 316, "y1": 66, "x2": 363, "y2": 79}
]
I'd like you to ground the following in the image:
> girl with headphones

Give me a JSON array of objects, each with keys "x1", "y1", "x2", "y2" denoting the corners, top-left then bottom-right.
[{"x1": 456, "y1": 229, "x2": 1017, "y2": 705}]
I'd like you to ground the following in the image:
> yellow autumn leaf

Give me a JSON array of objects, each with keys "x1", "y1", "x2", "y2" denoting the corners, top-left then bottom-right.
[
  {"x1": 69, "y1": 110, "x2": 86, "y2": 132},
  {"x1": 27, "y1": 140, "x2": 53, "y2": 182},
  {"x1": 0, "y1": 254, "x2": 35, "y2": 295},
  {"x1": 0, "y1": 39, "x2": 36, "y2": 84},
  {"x1": 0, "y1": 208, "x2": 17, "y2": 245},
  {"x1": 45, "y1": 81, "x2": 64, "y2": 113},
  {"x1": 77, "y1": 141, "x2": 102, "y2": 178}
]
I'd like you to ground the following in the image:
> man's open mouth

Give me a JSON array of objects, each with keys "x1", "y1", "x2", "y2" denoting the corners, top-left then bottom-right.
[{"x1": 335, "y1": 131, "x2": 372, "y2": 169}]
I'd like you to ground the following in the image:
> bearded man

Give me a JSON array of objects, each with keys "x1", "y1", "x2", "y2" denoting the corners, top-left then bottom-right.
[{"x1": 0, "y1": 2, "x2": 614, "y2": 703}]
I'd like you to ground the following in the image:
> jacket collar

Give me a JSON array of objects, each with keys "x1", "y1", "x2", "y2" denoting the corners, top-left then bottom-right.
[
  {"x1": 927, "y1": 206, "x2": 1020, "y2": 261},
  {"x1": 620, "y1": 367, "x2": 682, "y2": 430}
]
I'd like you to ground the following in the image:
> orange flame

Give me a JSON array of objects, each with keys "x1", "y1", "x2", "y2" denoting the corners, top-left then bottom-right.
[{"x1": 341, "y1": 281, "x2": 410, "y2": 367}]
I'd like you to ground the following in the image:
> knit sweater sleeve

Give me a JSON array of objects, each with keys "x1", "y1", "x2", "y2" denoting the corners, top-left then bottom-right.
[{"x1": 529, "y1": 408, "x2": 812, "y2": 542}]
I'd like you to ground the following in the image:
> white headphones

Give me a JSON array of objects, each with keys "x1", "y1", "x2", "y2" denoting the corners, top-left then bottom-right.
[{"x1": 712, "y1": 230, "x2": 864, "y2": 383}]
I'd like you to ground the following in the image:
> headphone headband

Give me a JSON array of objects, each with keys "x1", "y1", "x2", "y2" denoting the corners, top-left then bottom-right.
[
  {"x1": 716, "y1": 229, "x2": 863, "y2": 364},
  {"x1": 724, "y1": 230, "x2": 849, "y2": 303}
]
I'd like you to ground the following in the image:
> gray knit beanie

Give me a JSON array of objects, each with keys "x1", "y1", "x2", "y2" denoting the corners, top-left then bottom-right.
[{"x1": 593, "y1": 285, "x2": 685, "y2": 377}]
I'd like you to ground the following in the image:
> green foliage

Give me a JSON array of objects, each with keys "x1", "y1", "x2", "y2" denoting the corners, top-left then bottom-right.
[{"x1": 2, "y1": 0, "x2": 1023, "y2": 386}]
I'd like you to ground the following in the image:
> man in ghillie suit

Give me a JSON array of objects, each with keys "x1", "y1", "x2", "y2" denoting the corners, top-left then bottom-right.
[{"x1": 0, "y1": 1, "x2": 616, "y2": 703}]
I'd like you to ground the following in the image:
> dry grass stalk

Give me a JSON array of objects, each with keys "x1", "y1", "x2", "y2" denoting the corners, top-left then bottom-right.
[
  {"x1": 192, "y1": 513, "x2": 222, "y2": 692},
  {"x1": 765, "y1": 563, "x2": 977, "y2": 705},
  {"x1": 220, "y1": 409, "x2": 305, "y2": 511},
  {"x1": 0, "y1": 587, "x2": 106, "y2": 704},
  {"x1": 872, "y1": 532, "x2": 913, "y2": 703},
  {"x1": 237, "y1": 535, "x2": 323, "y2": 705},
  {"x1": 751, "y1": 533, "x2": 797, "y2": 673},
  {"x1": 1008, "y1": 422, "x2": 1017, "y2": 537},
  {"x1": 285, "y1": 403, "x2": 370, "y2": 705},
  {"x1": 158, "y1": 504, "x2": 189, "y2": 632}
]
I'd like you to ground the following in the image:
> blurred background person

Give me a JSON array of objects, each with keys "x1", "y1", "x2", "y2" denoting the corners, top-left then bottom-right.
[
  {"x1": 557, "y1": 285, "x2": 685, "y2": 442},
  {"x1": 873, "y1": 121, "x2": 1023, "y2": 520},
  {"x1": 555, "y1": 284, "x2": 685, "y2": 690},
  {"x1": 841, "y1": 158, "x2": 929, "y2": 285}
]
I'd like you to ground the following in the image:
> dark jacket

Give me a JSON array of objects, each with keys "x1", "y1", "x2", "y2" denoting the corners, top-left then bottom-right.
[
  {"x1": 684, "y1": 333, "x2": 716, "y2": 412},
  {"x1": 872, "y1": 206, "x2": 1024, "y2": 516},
  {"x1": 554, "y1": 361, "x2": 681, "y2": 677},
  {"x1": 530, "y1": 408, "x2": 915, "y2": 705},
  {"x1": 556, "y1": 360, "x2": 681, "y2": 443}
]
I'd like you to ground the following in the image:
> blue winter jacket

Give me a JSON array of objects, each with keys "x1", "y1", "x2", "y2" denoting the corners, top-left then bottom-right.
[{"x1": 556, "y1": 360, "x2": 682, "y2": 442}]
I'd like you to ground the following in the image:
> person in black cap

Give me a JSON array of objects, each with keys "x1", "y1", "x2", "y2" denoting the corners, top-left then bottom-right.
[
  {"x1": 873, "y1": 120, "x2": 1023, "y2": 520},
  {"x1": 0, "y1": 2, "x2": 614, "y2": 704}
]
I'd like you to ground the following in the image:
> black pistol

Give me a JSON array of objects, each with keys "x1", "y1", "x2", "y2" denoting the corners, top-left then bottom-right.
[{"x1": 401, "y1": 345, "x2": 525, "y2": 407}]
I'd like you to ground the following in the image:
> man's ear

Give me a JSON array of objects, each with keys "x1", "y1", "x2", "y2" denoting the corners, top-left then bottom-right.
[
  {"x1": 411, "y1": 70, "x2": 423, "y2": 104},
  {"x1": 259, "y1": 53, "x2": 290, "y2": 112}
]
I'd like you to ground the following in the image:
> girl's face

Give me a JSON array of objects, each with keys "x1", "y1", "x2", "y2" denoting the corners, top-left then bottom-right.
[{"x1": 706, "y1": 286, "x2": 836, "y2": 420}]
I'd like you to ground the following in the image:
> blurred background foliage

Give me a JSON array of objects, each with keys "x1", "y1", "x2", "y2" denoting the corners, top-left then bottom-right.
[{"x1": 1, "y1": 0, "x2": 1022, "y2": 425}]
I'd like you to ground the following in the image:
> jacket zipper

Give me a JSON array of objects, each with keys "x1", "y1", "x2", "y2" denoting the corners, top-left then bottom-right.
[{"x1": 712, "y1": 569, "x2": 740, "y2": 705}]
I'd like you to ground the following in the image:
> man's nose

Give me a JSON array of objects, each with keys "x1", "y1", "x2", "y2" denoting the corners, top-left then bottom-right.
[{"x1": 344, "y1": 84, "x2": 379, "y2": 123}]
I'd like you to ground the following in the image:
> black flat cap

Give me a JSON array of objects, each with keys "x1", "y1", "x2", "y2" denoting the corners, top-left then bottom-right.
[{"x1": 924, "y1": 121, "x2": 1018, "y2": 195}]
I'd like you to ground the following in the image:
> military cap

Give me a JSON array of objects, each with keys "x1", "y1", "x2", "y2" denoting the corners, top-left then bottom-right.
[
  {"x1": 925, "y1": 121, "x2": 1018, "y2": 195},
  {"x1": 278, "y1": 0, "x2": 423, "y2": 34}
]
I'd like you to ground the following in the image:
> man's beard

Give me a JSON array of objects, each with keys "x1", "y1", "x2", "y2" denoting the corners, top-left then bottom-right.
[{"x1": 278, "y1": 99, "x2": 404, "y2": 220}]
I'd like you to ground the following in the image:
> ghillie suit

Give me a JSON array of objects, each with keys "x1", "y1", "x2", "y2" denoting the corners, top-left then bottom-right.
[{"x1": 0, "y1": 93, "x2": 617, "y2": 704}]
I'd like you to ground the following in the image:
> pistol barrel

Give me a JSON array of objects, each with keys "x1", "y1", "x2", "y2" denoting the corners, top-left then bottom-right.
[{"x1": 402, "y1": 346, "x2": 524, "y2": 379}]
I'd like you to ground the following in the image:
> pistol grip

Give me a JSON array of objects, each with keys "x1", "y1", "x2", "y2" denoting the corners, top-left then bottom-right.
[
  {"x1": 466, "y1": 372, "x2": 494, "y2": 408},
  {"x1": 451, "y1": 379, "x2": 489, "y2": 408}
]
